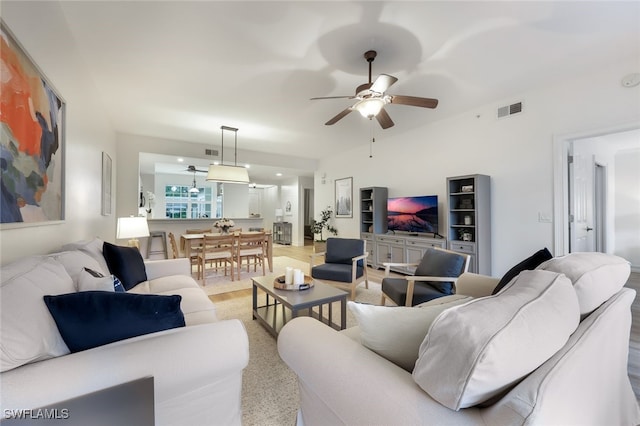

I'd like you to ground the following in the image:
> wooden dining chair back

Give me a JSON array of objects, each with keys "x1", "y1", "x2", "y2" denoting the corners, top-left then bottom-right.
[
  {"x1": 168, "y1": 232, "x2": 179, "y2": 259},
  {"x1": 186, "y1": 228, "x2": 212, "y2": 234},
  {"x1": 235, "y1": 232, "x2": 266, "y2": 278},
  {"x1": 184, "y1": 229, "x2": 211, "y2": 269},
  {"x1": 197, "y1": 234, "x2": 235, "y2": 283}
]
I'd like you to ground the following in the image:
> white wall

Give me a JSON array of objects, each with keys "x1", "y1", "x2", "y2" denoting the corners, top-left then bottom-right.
[
  {"x1": 1, "y1": 2, "x2": 116, "y2": 265},
  {"x1": 315, "y1": 57, "x2": 640, "y2": 276},
  {"x1": 615, "y1": 148, "x2": 640, "y2": 266},
  {"x1": 222, "y1": 183, "x2": 249, "y2": 218}
]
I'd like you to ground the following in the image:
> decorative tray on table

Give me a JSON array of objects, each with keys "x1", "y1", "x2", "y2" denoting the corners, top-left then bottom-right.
[{"x1": 273, "y1": 275, "x2": 314, "y2": 291}]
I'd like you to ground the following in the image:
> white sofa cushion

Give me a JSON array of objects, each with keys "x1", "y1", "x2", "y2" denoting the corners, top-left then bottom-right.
[
  {"x1": 536, "y1": 252, "x2": 630, "y2": 315},
  {"x1": 48, "y1": 251, "x2": 106, "y2": 289},
  {"x1": 1, "y1": 257, "x2": 74, "y2": 372},
  {"x1": 348, "y1": 297, "x2": 472, "y2": 371},
  {"x1": 61, "y1": 238, "x2": 110, "y2": 276},
  {"x1": 413, "y1": 270, "x2": 580, "y2": 410}
]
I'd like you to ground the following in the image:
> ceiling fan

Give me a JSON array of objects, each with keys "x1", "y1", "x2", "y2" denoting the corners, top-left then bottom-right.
[
  {"x1": 186, "y1": 165, "x2": 207, "y2": 173},
  {"x1": 311, "y1": 50, "x2": 438, "y2": 129}
]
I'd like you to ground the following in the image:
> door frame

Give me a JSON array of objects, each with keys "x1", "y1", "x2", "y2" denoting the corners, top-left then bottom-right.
[{"x1": 552, "y1": 121, "x2": 640, "y2": 256}]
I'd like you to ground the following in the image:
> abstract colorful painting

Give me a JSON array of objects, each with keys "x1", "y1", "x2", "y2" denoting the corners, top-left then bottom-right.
[{"x1": 0, "y1": 21, "x2": 65, "y2": 224}]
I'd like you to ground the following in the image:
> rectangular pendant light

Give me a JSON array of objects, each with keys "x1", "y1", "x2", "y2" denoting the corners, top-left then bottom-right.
[
  {"x1": 206, "y1": 125, "x2": 250, "y2": 184},
  {"x1": 206, "y1": 164, "x2": 250, "y2": 184}
]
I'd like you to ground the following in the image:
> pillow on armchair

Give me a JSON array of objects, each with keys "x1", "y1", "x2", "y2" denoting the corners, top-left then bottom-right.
[{"x1": 413, "y1": 248, "x2": 467, "y2": 294}]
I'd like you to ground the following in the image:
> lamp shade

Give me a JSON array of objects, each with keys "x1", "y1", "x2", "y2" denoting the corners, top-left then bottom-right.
[
  {"x1": 206, "y1": 164, "x2": 250, "y2": 184},
  {"x1": 355, "y1": 98, "x2": 385, "y2": 118},
  {"x1": 116, "y1": 216, "x2": 150, "y2": 239}
]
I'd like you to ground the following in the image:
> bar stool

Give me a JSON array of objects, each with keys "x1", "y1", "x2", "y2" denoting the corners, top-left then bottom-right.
[{"x1": 147, "y1": 231, "x2": 168, "y2": 259}]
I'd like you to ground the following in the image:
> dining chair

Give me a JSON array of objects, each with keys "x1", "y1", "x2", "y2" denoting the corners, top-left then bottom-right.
[
  {"x1": 184, "y1": 229, "x2": 211, "y2": 269},
  {"x1": 197, "y1": 234, "x2": 235, "y2": 283},
  {"x1": 235, "y1": 232, "x2": 266, "y2": 278},
  {"x1": 380, "y1": 247, "x2": 470, "y2": 306},
  {"x1": 168, "y1": 232, "x2": 179, "y2": 259}
]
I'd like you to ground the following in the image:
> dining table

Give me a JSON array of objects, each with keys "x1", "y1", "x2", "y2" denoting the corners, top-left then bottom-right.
[{"x1": 180, "y1": 231, "x2": 273, "y2": 273}]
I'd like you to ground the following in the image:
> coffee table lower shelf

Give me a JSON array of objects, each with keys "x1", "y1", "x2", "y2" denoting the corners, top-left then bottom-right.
[
  {"x1": 251, "y1": 275, "x2": 348, "y2": 337},
  {"x1": 253, "y1": 304, "x2": 343, "y2": 337}
]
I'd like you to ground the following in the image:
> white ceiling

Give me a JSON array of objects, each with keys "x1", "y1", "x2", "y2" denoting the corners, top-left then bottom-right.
[{"x1": 58, "y1": 1, "x2": 640, "y2": 166}]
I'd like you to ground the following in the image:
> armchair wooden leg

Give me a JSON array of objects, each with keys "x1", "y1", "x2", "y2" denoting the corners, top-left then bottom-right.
[{"x1": 380, "y1": 293, "x2": 386, "y2": 306}]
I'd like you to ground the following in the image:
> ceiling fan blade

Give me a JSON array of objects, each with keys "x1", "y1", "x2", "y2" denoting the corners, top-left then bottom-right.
[
  {"x1": 310, "y1": 95, "x2": 355, "y2": 100},
  {"x1": 370, "y1": 74, "x2": 398, "y2": 94},
  {"x1": 376, "y1": 107, "x2": 394, "y2": 129},
  {"x1": 390, "y1": 95, "x2": 439, "y2": 109},
  {"x1": 325, "y1": 107, "x2": 353, "y2": 125}
]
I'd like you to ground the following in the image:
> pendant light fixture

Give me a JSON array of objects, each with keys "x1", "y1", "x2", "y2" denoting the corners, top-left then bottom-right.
[
  {"x1": 188, "y1": 170, "x2": 200, "y2": 193},
  {"x1": 206, "y1": 125, "x2": 250, "y2": 184}
]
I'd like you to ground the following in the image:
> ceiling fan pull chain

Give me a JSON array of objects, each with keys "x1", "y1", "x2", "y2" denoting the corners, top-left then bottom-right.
[{"x1": 369, "y1": 120, "x2": 375, "y2": 158}]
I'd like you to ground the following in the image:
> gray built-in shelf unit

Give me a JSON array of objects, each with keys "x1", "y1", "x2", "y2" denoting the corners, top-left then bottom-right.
[
  {"x1": 446, "y1": 174, "x2": 491, "y2": 275},
  {"x1": 360, "y1": 187, "x2": 388, "y2": 266}
]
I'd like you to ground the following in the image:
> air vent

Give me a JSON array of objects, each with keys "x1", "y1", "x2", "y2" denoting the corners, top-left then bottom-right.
[
  {"x1": 205, "y1": 149, "x2": 219, "y2": 157},
  {"x1": 497, "y1": 101, "x2": 523, "y2": 118}
]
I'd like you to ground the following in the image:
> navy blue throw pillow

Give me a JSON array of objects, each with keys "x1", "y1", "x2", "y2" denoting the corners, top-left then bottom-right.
[
  {"x1": 492, "y1": 248, "x2": 553, "y2": 295},
  {"x1": 102, "y1": 242, "x2": 148, "y2": 291},
  {"x1": 43, "y1": 291, "x2": 185, "y2": 353}
]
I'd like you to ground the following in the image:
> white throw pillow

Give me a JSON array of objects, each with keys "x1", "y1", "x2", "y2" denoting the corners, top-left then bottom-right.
[
  {"x1": 348, "y1": 297, "x2": 473, "y2": 372},
  {"x1": 536, "y1": 252, "x2": 630, "y2": 315},
  {"x1": 77, "y1": 269, "x2": 116, "y2": 292},
  {"x1": 49, "y1": 250, "x2": 106, "y2": 290},
  {"x1": 61, "y1": 238, "x2": 110, "y2": 276},
  {"x1": 413, "y1": 270, "x2": 580, "y2": 410},
  {"x1": 1, "y1": 257, "x2": 73, "y2": 372}
]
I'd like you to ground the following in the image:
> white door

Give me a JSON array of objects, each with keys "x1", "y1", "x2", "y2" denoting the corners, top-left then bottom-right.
[{"x1": 569, "y1": 143, "x2": 595, "y2": 252}]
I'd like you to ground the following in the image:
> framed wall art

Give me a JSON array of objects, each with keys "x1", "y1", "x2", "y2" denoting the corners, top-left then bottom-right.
[
  {"x1": 101, "y1": 152, "x2": 112, "y2": 216},
  {"x1": 0, "y1": 21, "x2": 66, "y2": 226},
  {"x1": 335, "y1": 177, "x2": 353, "y2": 218}
]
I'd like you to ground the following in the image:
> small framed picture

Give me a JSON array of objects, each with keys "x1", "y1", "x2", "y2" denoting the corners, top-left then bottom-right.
[
  {"x1": 335, "y1": 177, "x2": 353, "y2": 218},
  {"x1": 461, "y1": 185, "x2": 473, "y2": 193}
]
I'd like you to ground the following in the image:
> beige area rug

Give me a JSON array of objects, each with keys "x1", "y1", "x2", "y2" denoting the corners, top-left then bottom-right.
[
  {"x1": 213, "y1": 278, "x2": 383, "y2": 426},
  {"x1": 193, "y1": 256, "x2": 312, "y2": 296}
]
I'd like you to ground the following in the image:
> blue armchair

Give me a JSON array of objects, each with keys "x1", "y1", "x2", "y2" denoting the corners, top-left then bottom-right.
[{"x1": 309, "y1": 238, "x2": 369, "y2": 299}]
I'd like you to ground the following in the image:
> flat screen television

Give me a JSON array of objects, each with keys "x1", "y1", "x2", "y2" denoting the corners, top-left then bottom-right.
[{"x1": 387, "y1": 195, "x2": 438, "y2": 234}]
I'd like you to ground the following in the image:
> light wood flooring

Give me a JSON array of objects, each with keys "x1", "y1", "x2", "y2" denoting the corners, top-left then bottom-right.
[{"x1": 211, "y1": 243, "x2": 640, "y2": 400}]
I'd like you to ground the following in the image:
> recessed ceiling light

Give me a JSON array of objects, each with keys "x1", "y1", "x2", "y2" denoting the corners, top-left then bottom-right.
[
  {"x1": 276, "y1": 173, "x2": 282, "y2": 177},
  {"x1": 244, "y1": 164, "x2": 251, "y2": 169},
  {"x1": 177, "y1": 157, "x2": 184, "y2": 162},
  {"x1": 213, "y1": 161, "x2": 220, "y2": 165}
]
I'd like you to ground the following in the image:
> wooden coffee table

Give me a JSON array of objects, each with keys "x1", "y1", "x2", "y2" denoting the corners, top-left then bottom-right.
[{"x1": 252, "y1": 274, "x2": 348, "y2": 337}]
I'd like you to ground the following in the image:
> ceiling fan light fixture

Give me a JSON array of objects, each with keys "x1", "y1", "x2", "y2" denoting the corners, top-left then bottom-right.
[
  {"x1": 206, "y1": 126, "x2": 250, "y2": 184},
  {"x1": 355, "y1": 98, "x2": 385, "y2": 118}
]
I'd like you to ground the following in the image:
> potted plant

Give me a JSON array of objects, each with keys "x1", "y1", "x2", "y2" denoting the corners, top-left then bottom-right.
[
  {"x1": 458, "y1": 228, "x2": 473, "y2": 242},
  {"x1": 311, "y1": 206, "x2": 338, "y2": 252}
]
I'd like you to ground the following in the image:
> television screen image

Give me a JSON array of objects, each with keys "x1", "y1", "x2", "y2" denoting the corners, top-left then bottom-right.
[{"x1": 387, "y1": 195, "x2": 438, "y2": 234}]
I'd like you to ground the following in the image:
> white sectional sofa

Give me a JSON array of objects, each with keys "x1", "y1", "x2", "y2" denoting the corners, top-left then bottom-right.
[
  {"x1": 278, "y1": 252, "x2": 640, "y2": 425},
  {"x1": 1, "y1": 239, "x2": 249, "y2": 425}
]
